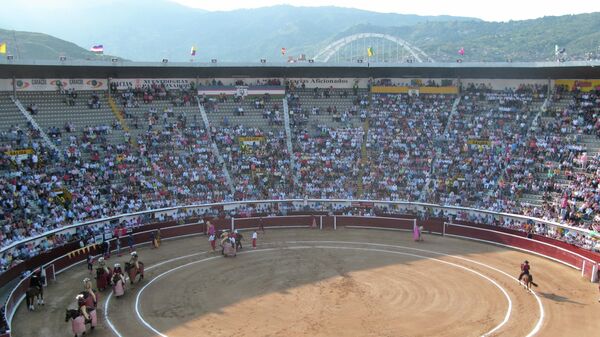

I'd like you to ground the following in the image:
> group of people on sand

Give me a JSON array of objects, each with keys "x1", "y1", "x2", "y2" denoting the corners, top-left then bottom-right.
[
  {"x1": 206, "y1": 221, "x2": 260, "y2": 255},
  {"x1": 68, "y1": 251, "x2": 142, "y2": 336}
]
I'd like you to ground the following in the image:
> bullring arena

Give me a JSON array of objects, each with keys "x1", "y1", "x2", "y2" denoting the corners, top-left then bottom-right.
[{"x1": 7, "y1": 214, "x2": 600, "y2": 337}]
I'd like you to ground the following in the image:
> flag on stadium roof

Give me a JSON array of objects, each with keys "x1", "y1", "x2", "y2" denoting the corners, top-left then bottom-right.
[
  {"x1": 281, "y1": 47, "x2": 286, "y2": 55},
  {"x1": 367, "y1": 47, "x2": 374, "y2": 57},
  {"x1": 90, "y1": 45, "x2": 104, "y2": 53},
  {"x1": 458, "y1": 47, "x2": 465, "y2": 56},
  {"x1": 191, "y1": 46, "x2": 197, "y2": 56},
  {"x1": 0, "y1": 42, "x2": 6, "y2": 54}
]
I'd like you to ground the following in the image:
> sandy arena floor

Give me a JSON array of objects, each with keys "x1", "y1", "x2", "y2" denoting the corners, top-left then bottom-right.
[{"x1": 11, "y1": 228, "x2": 600, "y2": 337}]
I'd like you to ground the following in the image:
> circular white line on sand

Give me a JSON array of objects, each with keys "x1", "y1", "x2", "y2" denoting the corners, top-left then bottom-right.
[
  {"x1": 133, "y1": 245, "x2": 512, "y2": 337},
  {"x1": 106, "y1": 240, "x2": 545, "y2": 337}
]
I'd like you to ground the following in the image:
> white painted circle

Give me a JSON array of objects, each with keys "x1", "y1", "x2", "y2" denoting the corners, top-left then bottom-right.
[
  {"x1": 103, "y1": 240, "x2": 545, "y2": 337},
  {"x1": 132, "y1": 245, "x2": 513, "y2": 337}
]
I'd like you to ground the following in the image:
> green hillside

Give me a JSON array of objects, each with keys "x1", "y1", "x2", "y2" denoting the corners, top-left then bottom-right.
[
  {"x1": 337, "y1": 13, "x2": 600, "y2": 62},
  {"x1": 0, "y1": 28, "x2": 119, "y2": 61}
]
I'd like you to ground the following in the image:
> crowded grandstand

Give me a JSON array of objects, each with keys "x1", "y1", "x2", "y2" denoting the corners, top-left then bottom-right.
[
  {"x1": 1, "y1": 66, "x2": 600, "y2": 269},
  {"x1": 0, "y1": 60, "x2": 600, "y2": 335}
]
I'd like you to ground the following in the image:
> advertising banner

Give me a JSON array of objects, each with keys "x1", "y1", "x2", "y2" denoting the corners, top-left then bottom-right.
[
  {"x1": 287, "y1": 78, "x2": 367, "y2": 89},
  {"x1": 112, "y1": 78, "x2": 193, "y2": 90},
  {"x1": 14, "y1": 78, "x2": 106, "y2": 91},
  {"x1": 554, "y1": 79, "x2": 600, "y2": 92}
]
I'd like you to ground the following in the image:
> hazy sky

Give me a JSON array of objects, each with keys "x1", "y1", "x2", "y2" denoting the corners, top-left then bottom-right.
[{"x1": 170, "y1": 0, "x2": 600, "y2": 22}]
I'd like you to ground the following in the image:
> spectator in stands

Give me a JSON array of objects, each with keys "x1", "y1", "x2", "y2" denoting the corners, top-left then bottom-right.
[{"x1": 26, "y1": 104, "x2": 38, "y2": 115}]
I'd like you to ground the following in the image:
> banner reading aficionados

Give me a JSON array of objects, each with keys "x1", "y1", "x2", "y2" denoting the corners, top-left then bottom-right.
[{"x1": 287, "y1": 78, "x2": 368, "y2": 89}]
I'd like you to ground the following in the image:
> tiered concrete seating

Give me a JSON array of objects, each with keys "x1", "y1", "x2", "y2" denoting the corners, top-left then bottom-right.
[
  {"x1": 15, "y1": 90, "x2": 126, "y2": 146},
  {"x1": 0, "y1": 92, "x2": 30, "y2": 133}
]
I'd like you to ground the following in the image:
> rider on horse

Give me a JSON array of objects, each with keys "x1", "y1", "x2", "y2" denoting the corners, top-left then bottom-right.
[
  {"x1": 518, "y1": 260, "x2": 531, "y2": 282},
  {"x1": 29, "y1": 270, "x2": 43, "y2": 291},
  {"x1": 129, "y1": 251, "x2": 140, "y2": 270},
  {"x1": 113, "y1": 263, "x2": 126, "y2": 282},
  {"x1": 75, "y1": 294, "x2": 91, "y2": 322},
  {"x1": 98, "y1": 257, "x2": 110, "y2": 275},
  {"x1": 112, "y1": 263, "x2": 126, "y2": 297},
  {"x1": 83, "y1": 278, "x2": 96, "y2": 306},
  {"x1": 113, "y1": 263, "x2": 124, "y2": 276},
  {"x1": 26, "y1": 269, "x2": 44, "y2": 309},
  {"x1": 96, "y1": 257, "x2": 112, "y2": 290},
  {"x1": 126, "y1": 251, "x2": 144, "y2": 284}
]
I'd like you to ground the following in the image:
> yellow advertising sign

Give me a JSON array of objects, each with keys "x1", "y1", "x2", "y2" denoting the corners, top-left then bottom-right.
[
  {"x1": 239, "y1": 136, "x2": 265, "y2": 143},
  {"x1": 555, "y1": 79, "x2": 600, "y2": 92},
  {"x1": 5, "y1": 148, "x2": 34, "y2": 156},
  {"x1": 467, "y1": 139, "x2": 491, "y2": 146}
]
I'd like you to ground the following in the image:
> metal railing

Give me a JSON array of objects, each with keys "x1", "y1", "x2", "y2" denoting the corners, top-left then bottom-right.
[{"x1": 2, "y1": 199, "x2": 598, "y2": 259}]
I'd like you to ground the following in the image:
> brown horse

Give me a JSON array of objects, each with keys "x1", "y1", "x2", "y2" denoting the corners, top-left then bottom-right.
[
  {"x1": 125, "y1": 262, "x2": 144, "y2": 284},
  {"x1": 25, "y1": 286, "x2": 44, "y2": 311},
  {"x1": 521, "y1": 273, "x2": 538, "y2": 291}
]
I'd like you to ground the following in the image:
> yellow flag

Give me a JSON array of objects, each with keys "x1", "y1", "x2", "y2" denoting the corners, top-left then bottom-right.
[
  {"x1": 0, "y1": 42, "x2": 6, "y2": 54},
  {"x1": 367, "y1": 47, "x2": 373, "y2": 57}
]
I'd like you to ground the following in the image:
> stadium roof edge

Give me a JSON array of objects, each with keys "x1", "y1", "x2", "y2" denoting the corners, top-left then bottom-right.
[{"x1": 1, "y1": 60, "x2": 600, "y2": 79}]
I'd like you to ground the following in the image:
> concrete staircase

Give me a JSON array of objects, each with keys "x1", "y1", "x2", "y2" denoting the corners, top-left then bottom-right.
[
  {"x1": 443, "y1": 95, "x2": 461, "y2": 136},
  {"x1": 282, "y1": 98, "x2": 299, "y2": 187},
  {"x1": 198, "y1": 99, "x2": 235, "y2": 195},
  {"x1": 357, "y1": 118, "x2": 369, "y2": 197},
  {"x1": 10, "y1": 96, "x2": 59, "y2": 153}
]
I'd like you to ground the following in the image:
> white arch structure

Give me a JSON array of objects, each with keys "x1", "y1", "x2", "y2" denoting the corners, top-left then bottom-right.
[{"x1": 314, "y1": 33, "x2": 435, "y2": 63}]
